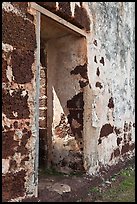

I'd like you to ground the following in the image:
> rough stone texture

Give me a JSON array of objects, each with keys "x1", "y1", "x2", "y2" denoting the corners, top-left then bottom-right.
[
  {"x1": 11, "y1": 2, "x2": 34, "y2": 21},
  {"x1": 2, "y1": 170, "x2": 26, "y2": 202},
  {"x1": 2, "y1": 53, "x2": 9, "y2": 83},
  {"x1": 2, "y1": 9, "x2": 36, "y2": 50},
  {"x1": 2, "y1": 2, "x2": 37, "y2": 202},
  {"x1": 2, "y1": 88, "x2": 30, "y2": 119},
  {"x1": 2, "y1": 130, "x2": 18, "y2": 159},
  {"x1": 11, "y1": 49, "x2": 34, "y2": 84},
  {"x1": 2, "y1": 1, "x2": 135, "y2": 202}
]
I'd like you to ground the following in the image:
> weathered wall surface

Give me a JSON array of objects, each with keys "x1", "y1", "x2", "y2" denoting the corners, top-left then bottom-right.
[
  {"x1": 39, "y1": 44, "x2": 48, "y2": 168},
  {"x1": 47, "y1": 35, "x2": 87, "y2": 173},
  {"x1": 83, "y1": 2, "x2": 135, "y2": 174},
  {"x1": 2, "y1": 2, "x2": 38, "y2": 202},
  {"x1": 2, "y1": 1, "x2": 135, "y2": 202}
]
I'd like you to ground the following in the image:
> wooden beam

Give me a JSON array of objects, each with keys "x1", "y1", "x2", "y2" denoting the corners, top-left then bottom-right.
[{"x1": 29, "y1": 2, "x2": 87, "y2": 38}]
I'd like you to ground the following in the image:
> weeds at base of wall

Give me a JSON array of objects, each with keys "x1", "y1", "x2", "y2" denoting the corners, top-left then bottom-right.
[{"x1": 85, "y1": 164, "x2": 135, "y2": 202}]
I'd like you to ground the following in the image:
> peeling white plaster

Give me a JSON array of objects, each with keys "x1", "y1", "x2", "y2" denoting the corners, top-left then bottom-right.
[
  {"x1": 2, "y1": 159, "x2": 10, "y2": 174},
  {"x1": 21, "y1": 90, "x2": 28, "y2": 97},
  {"x1": 14, "y1": 130, "x2": 23, "y2": 140},
  {"x1": 92, "y1": 106, "x2": 99, "y2": 128},
  {"x1": 39, "y1": 107, "x2": 47, "y2": 110},
  {"x1": 6, "y1": 66, "x2": 13, "y2": 82},
  {"x1": 2, "y1": 42, "x2": 14, "y2": 52},
  {"x1": 12, "y1": 111, "x2": 18, "y2": 117},
  {"x1": 70, "y1": 2, "x2": 80, "y2": 17},
  {"x1": 9, "y1": 90, "x2": 14, "y2": 96},
  {"x1": 2, "y1": 2, "x2": 32, "y2": 23},
  {"x1": 2, "y1": 2, "x2": 21, "y2": 14},
  {"x1": 13, "y1": 153, "x2": 22, "y2": 163}
]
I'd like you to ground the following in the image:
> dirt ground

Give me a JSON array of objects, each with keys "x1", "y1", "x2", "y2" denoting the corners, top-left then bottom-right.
[{"x1": 22, "y1": 157, "x2": 135, "y2": 202}]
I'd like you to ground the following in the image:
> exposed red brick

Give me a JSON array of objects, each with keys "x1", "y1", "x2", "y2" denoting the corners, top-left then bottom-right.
[
  {"x1": 121, "y1": 143, "x2": 130, "y2": 154},
  {"x1": 95, "y1": 82, "x2": 103, "y2": 89},
  {"x1": 11, "y1": 49, "x2": 34, "y2": 84},
  {"x1": 108, "y1": 97, "x2": 114, "y2": 109},
  {"x1": 2, "y1": 88, "x2": 30, "y2": 119},
  {"x1": 13, "y1": 121, "x2": 18, "y2": 129},
  {"x1": 2, "y1": 170, "x2": 26, "y2": 202},
  {"x1": 11, "y1": 2, "x2": 34, "y2": 21},
  {"x1": 39, "y1": 118, "x2": 47, "y2": 128},
  {"x1": 2, "y1": 56, "x2": 8, "y2": 83},
  {"x1": 40, "y1": 87, "x2": 47, "y2": 96},
  {"x1": 2, "y1": 130, "x2": 18, "y2": 159},
  {"x1": 73, "y1": 4, "x2": 90, "y2": 31},
  {"x1": 2, "y1": 10, "x2": 36, "y2": 50},
  {"x1": 100, "y1": 123, "x2": 114, "y2": 138},
  {"x1": 114, "y1": 148, "x2": 120, "y2": 157},
  {"x1": 39, "y1": 98, "x2": 47, "y2": 107},
  {"x1": 39, "y1": 109, "x2": 47, "y2": 117}
]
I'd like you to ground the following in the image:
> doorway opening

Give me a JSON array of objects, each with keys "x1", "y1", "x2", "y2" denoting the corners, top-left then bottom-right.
[{"x1": 39, "y1": 12, "x2": 88, "y2": 175}]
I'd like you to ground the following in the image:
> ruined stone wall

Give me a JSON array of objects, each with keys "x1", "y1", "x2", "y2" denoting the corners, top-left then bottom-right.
[
  {"x1": 36, "y1": 2, "x2": 90, "y2": 32},
  {"x1": 84, "y1": 2, "x2": 135, "y2": 174},
  {"x1": 47, "y1": 35, "x2": 87, "y2": 174},
  {"x1": 2, "y1": 2, "x2": 38, "y2": 202},
  {"x1": 2, "y1": 2, "x2": 90, "y2": 201},
  {"x1": 2, "y1": 1, "x2": 135, "y2": 202}
]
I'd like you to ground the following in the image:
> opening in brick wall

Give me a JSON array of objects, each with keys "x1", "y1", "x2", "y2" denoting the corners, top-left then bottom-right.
[{"x1": 39, "y1": 13, "x2": 88, "y2": 175}]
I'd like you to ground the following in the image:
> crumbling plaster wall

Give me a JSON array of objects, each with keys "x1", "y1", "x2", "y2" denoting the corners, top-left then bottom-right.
[
  {"x1": 2, "y1": 2, "x2": 39, "y2": 202},
  {"x1": 84, "y1": 2, "x2": 135, "y2": 174},
  {"x1": 47, "y1": 35, "x2": 87, "y2": 173},
  {"x1": 2, "y1": 1, "x2": 135, "y2": 202}
]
